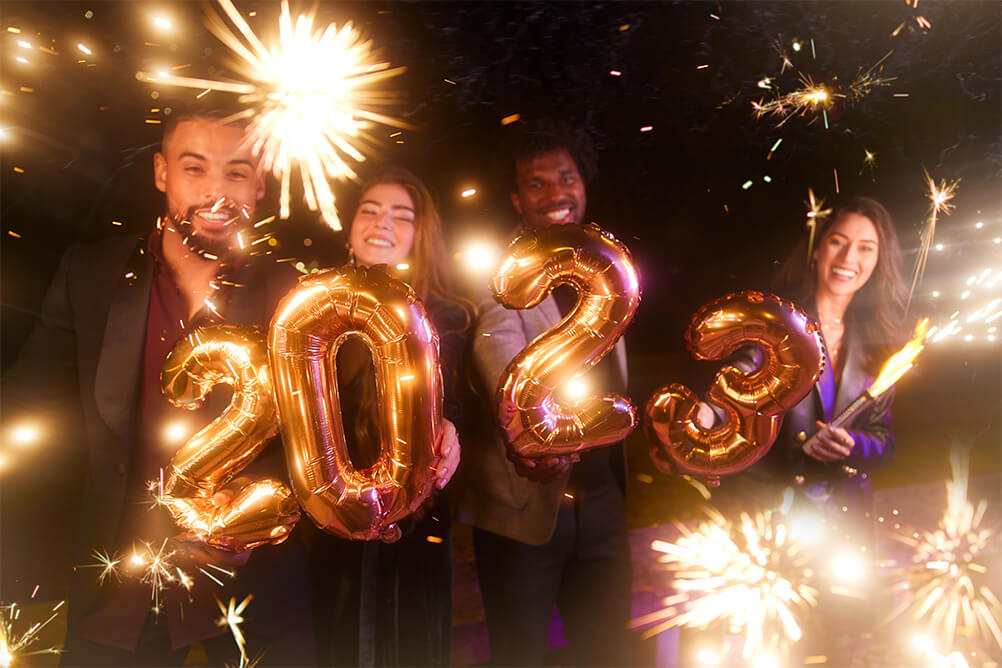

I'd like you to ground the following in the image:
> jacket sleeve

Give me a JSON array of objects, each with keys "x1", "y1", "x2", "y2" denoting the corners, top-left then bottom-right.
[
  {"x1": 1, "y1": 244, "x2": 82, "y2": 447},
  {"x1": 841, "y1": 387, "x2": 895, "y2": 472},
  {"x1": 1, "y1": 245, "x2": 85, "y2": 601},
  {"x1": 471, "y1": 291, "x2": 528, "y2": 408}
]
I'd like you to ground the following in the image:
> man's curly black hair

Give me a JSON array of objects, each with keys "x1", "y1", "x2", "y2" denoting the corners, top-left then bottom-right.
[{"x1": 501, "y1": 119, "x2": 599, "y2": 191}]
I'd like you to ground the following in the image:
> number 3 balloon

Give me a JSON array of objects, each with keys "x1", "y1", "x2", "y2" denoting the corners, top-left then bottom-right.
[
  {"x1": 269, "y1": 264, "x2": 442, "y2": 542},
  {"x1": 645, "y1": 290, "x2": 824, "y2": 482}
]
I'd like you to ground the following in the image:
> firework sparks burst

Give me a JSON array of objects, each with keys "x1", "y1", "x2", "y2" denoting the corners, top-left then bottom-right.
[
  {"x1": 752, "y1": 52, "x2": 896, "y2": 130},
  {"x1": 908, "y1": 171, "x2": 960, "y2": 310},
  {"x1": 142, "y1": 0, "x2": 408, "y2": 230},
  {"x1": 631, "y1": 508, "x2": 819, "y2": 658},
  {"x1": 0, "y1": 597, "x2": 65, "y2": 668},
  {"x1": 888, "y1": 448, "x2": 1002, "y2": 658},
  {"x1": 217, "y1": 595, "x2": 253, "y2": 667}
]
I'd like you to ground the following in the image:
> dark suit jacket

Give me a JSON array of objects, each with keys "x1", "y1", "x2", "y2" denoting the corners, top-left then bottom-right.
[
  {"x1": 458, "y1": 284, "x2": 628, "y2": 545},
  {"x1": 1, "y1": 233, "x2": 311, "y2": 646}
]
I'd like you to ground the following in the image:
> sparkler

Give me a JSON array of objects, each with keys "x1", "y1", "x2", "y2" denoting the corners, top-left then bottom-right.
[
  {"x1": 828, "y1": 320, "x2": 927, "y2": 471},
  {"x1": 141, "y1": 0, "x2": 408, "y2": 230},
  {"x1": 0, "y1": 597, "x2": 64, "y2": 668},
  {"x1": 907, "y1": 171, "x2": 960, "y2": 311},
  {"x1": 887, "y1": 448, "x2": 1001, "y2": 658},
  {"x1": 631, "y1": 508, "x2": 819, "y2": 659}
]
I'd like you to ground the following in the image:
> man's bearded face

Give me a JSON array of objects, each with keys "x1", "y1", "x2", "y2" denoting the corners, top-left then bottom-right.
[{"x1": 154, "y1": 118, "x2": 265, "y2": 259}]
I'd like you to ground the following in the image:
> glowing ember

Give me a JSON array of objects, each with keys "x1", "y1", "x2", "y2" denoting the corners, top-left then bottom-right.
[
  {"x1": 631, "y1": 508, "x2": 818, "y2": 659},
  {"x1": 868, "y1": 318, "x2": 928, "y2": 397},
  {"x1": 143, "y1": 0, "x2": 408, "y2": 231}
]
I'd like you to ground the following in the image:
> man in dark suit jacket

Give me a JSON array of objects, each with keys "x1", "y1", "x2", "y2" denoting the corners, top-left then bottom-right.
[
  {"x1": 1, "y1": 107, "x2": 314, "y2": 666},
  {"x1": 458, "y1": 121, "x2": 632, "y2": 666}
]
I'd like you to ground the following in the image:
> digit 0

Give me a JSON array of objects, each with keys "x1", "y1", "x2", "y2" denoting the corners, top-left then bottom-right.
[
  {"x1": 492, "y1": 222, "x2": 641, "y2": 457},
  {"x1": 269, "y1": 265, "x2": 442, "y2": 542},
  {"x1": 160, "y1": 325, "x2": 300, "y2": 551},
  {"x1": 645, "y1": 290, "x2": 825, "y2": 483}
]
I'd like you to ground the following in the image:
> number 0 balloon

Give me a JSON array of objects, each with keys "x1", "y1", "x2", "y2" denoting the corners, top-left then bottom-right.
[{"x1": 269, "y1": 265, "x2": 442, "y2": 541}]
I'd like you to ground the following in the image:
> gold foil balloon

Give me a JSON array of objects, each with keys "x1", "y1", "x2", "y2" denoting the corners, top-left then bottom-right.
[
  {"x1": 269, "y1": 264, "x2": 442, "y2": 542},
  {"x1": 492, "y1": 222, "x2": 641, "y2": 457},
  {"x1": 161, "y1": 325, "x2": 300, "y2": 551},
  {"x1": 645, "y1": 290, "x2": 824, "y2": 481}
]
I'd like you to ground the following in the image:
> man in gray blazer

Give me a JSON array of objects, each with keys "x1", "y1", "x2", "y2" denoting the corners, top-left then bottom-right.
[
  {"x1": 1, "y1": 106, "x2": 314, "y2": 665},
  {"x1": 459, "y1": 121, "x2": 632, "y2": 666}
]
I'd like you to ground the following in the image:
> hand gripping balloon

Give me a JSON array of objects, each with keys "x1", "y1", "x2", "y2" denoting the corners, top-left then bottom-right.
[
  {"x1": 269, "y1": 264, "x2": 442, "y2": 542},
  {"x1": 645, "y1": 291, "x2": 824, "y2": 482},
  {"x1": 493, "y1": 222, "x2": 641, "y2": 458},
  {"x1": 161, "y1": 325, "x2": 300, "y2": 551}
]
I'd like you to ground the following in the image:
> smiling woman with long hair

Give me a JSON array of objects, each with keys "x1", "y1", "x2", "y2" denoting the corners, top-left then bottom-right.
[
  {"x1": 722, "y1": 196, "x2": 909, "y2": 512},
  {"x1": 307, "y1": 166, "x2": 472, "y2": 667}
]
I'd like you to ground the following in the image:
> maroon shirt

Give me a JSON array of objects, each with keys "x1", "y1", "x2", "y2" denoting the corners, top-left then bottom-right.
[{"x1": 75, "y1": 233, "x2": 236, "y2": 651}]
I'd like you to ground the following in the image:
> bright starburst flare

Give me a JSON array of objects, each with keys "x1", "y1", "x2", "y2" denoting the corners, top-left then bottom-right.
[
  {"x1": 140, "y1": 0, "x2": 409, "y2": 231},
  {"x1": 1, "y1": 597, "x2": 65, "y2": 668},
  {"x1": 908, "y1": 171, "x2": 960, "y2": 311},
  {"x1": 631, "y1": 508, "x2": 819, "y2": 659},
  {"x1": 217, "y1": 595, "x2": 253, "y2": 667},
  {"x1": 804, "y1": 188, "x2": 832, "y2": 262},
  {"x1": 887, "y1": 448, "x2": 1002, "y2": 659}
]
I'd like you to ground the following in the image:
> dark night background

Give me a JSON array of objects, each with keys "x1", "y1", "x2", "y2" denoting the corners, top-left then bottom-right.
[{"x1": 1, "y1": 2, "x2": 1000, "y2": 501}]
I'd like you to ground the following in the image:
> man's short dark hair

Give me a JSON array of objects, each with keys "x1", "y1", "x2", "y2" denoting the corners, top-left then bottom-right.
[
  {"x1": 503, "y1": 119, "x2": 598, "y2": 190},
  {"x1": 161, "y1": 102, "x2": 250, "y2": 152}
]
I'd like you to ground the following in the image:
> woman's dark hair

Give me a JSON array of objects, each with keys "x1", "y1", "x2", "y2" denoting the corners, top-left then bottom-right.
[{"x1": 775, "y1": 196, "x2": 909, "y2": 375}]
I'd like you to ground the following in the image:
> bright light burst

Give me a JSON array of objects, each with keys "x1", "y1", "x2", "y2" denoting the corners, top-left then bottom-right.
[
  {"x1": 0, "y1": 597, "x2": 65, "y2": 668},
  {"x1": 631, "y1": 508, "x2": 819, "y2": 659},
  {"x1": 908, "y1": 171, "x2": 960, "y2": 310},
  {"x1": 888, "y1": 448, "x2": 1002, "y2": 658},
  {"x1": 142, "y1": 0, "x2": 408, "y2": 230}
]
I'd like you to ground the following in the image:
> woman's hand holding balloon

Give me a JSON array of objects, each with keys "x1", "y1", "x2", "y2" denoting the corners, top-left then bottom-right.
[{"x1": 434, "y1": 419, "x2": 461, "y2": 490}]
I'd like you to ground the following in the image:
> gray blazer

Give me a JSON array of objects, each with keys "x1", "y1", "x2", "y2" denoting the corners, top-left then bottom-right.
[{"x1": 457, "y1": 288, "x2": 628, "y2": 545}]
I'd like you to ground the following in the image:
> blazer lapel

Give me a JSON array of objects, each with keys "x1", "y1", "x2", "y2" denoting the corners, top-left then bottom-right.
[
  {"x1": 834, "y1": 330, "x2": 869, "y2": 415},
  {"x1": 94, "y1": 249, "x2": 153, "y2": 442}
]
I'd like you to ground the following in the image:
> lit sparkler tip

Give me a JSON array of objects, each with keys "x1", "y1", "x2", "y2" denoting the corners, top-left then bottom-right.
[{"x1": 868, "y1": 319, "x2": 928, "y2": 397}]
